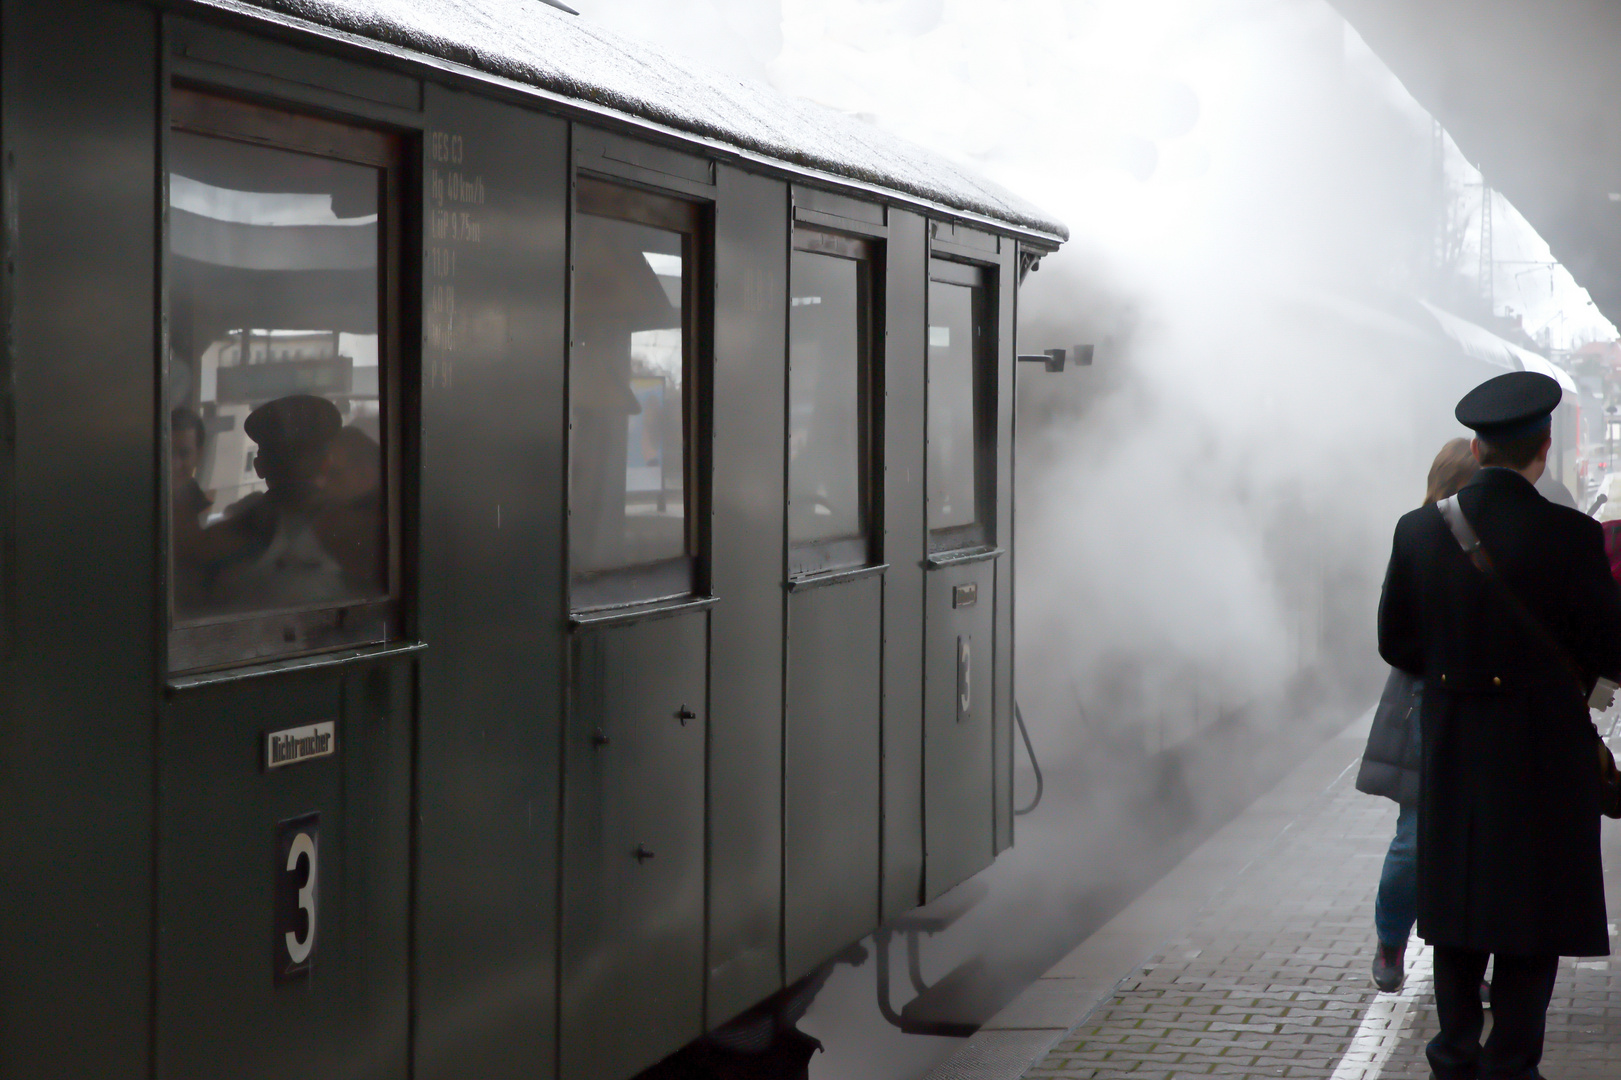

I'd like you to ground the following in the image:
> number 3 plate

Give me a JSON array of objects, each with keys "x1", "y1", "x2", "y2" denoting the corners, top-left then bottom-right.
[{"x1": 274, "y1": 813, "x2": 319, "y2": 982}]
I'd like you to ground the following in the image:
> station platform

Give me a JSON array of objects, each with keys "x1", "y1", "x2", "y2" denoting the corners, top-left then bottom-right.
[{"x1": 923, "y1": 712, "x2": 1621, "y2": 1080}]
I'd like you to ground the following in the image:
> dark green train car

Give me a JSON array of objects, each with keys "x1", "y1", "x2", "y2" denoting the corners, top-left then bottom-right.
[{"x1": 0, "y1": 1, "x2": 1065, "y2": 1077}]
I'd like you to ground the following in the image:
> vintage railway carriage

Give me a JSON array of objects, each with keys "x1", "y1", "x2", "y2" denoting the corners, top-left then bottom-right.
[{"x1": 0, "y1": 1, "x2": 1065, "y2": 1078}]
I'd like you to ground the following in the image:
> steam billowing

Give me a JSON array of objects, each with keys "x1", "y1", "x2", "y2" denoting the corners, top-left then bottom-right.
[{"x1": 566, "y1": 2, "x2": 1616, "y2": 1077}]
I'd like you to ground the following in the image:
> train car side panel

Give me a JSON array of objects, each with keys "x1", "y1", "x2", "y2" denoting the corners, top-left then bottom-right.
[
  {"x1": 414, "y1": 84, "x2": 569, "y2": 1080},
  {"x1": 156, "y1": 667, "x2": 411, "y2": 1080},
  {"x1": 921, "y1": 242, "x2": 1001, "y2": 901},
  {"x1": 922, "y1": 559, "x2": 997, "y2": 899},
  {"x1": 0, "y1": 2, "x2": 158, "y2": 1076},
  {"x1": 993, "y1": 247, "x2": 1016, "y2": 853},
  {"x1": 561, "y1": 613, "x2": 708, "y2": 1080},
  {"x1": 881, "y1": 209, "x2": 928, "y2": 920},
  {"x1": 706, "y1": 163, "x2": 788, "y2": 1025},
  {"x1": 155, "y1": 32, "x2": 421, "y2": 1079},
  {"x1": 784, "y1": 574, "x2": 882, "y2": 980}
]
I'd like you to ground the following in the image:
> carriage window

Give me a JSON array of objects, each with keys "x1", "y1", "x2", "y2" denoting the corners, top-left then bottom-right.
[
  {"x1": 927, "y1": 262, "x2": 994, "y2": 545},
  {"x1": 570, "y1": 178, "x2": 703, "y2": 609},
  {"x1": 166, "y1": 90, "x2": 401, "y2": 672},
  {"x1": 788, "y1": 232, "x2": 875, "y2": 574}
]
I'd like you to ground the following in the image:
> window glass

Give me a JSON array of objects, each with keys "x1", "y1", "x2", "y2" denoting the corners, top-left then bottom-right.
[
  {"x1": 570, "y1": 189, "x2": 694, "y2": 604},
  {"x1": 928, "y1": 278, "x2": 979, "y2": 532},
  {"x1": 166, "y1": 97, "x2": 396, "y2": 669},
  {"x1": 789, "y1": 246, "x2": 868, "y2": 565}
]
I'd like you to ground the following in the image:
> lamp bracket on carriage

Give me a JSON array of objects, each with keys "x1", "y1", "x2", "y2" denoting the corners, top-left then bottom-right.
[{"x1": 1017, "y1": 344, "x2": 1093, "y2": 372}]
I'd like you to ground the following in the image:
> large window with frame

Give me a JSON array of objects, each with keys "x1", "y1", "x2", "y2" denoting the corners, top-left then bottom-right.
[
  {"x1": 927, "y1": 260, "x2": 996, "y2": 550},
  {"x1": 570, "y1": 177, "x2": 705, "y2": 610},
  {"x1": 165, "y1": 88, "x2": 404, "y2": 673},
  {"x1": 788, "y1": 229, "x2": 878, "y2": 576}
]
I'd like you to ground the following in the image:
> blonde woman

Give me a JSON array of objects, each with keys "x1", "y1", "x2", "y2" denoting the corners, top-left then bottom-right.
[{"x1": 1357, "y1": 438, "x2": 1478, "y2": 992}]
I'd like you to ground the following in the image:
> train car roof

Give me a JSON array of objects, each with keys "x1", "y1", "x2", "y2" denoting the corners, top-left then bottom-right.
[{"x1": 185, "y1": 0, "x2": 1069, "y2": 245}]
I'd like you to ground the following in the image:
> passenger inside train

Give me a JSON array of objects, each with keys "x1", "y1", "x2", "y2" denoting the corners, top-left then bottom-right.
[{"x1": 166, "y1": 102, "x2": 390, "y2": 624}]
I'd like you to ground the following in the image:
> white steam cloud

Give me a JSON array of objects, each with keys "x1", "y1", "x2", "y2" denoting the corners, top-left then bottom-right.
[{"x1": 565, "y1": 3, "x2": 1617, "y2": 1076}]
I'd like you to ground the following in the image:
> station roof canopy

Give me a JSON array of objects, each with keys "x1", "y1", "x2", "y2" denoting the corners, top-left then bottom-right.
[
  {"x1": 187, "y1": 0, "x2": 1068, "y2": 245},
  {"x1": 1417, "y1": 299, "x2": 1579, "y2": 393},
  {"x1": 1333, "y1": 1, "x2": 1621, "y2": 327}
]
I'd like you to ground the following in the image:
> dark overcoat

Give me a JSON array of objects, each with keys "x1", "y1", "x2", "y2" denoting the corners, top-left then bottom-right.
[{"x1": 1378, "y1": 466, "x2": 1621, "y2": 957}]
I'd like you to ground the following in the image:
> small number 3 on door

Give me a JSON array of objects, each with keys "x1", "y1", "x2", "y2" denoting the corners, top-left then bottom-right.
[{"x1": 274, "y1": 813, "x2": 319, "y2": 982}]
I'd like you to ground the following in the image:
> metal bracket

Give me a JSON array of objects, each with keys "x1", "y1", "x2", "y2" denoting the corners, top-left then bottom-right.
[
  {"x1": 1017, "y1": 344, "x2": 1093, "y2": 373},
  {"x1": 1017, "y1": 348, "x2": 1066, "y2": 372},
  {"x1": 871, "y1": 879, "x2": 992, "y2": 1037}
]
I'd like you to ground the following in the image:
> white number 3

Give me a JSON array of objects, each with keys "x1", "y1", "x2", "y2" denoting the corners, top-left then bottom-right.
[{"x1": 285, "y1": 832, "x2": 317, "y2": 965}]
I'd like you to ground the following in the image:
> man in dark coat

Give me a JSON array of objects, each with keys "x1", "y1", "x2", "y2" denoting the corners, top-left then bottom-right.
[{"x1": 1378, "y1": 370, "x2": 1621, "y2": 1080}]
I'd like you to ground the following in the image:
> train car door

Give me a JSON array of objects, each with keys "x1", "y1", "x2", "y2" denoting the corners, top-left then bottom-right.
[
  {"x1": 922, "y1": 253, "x2": 1001, "y2": 901},
  {"x1": 156, "y1": 87, "x2": 414, "y2": 1079},
  {"x1": 559, "y1": 159, "x2": 711, "y2": 1080},
  {"x1": 783, "y1": 215, "x2": 885, "y2": 980}
]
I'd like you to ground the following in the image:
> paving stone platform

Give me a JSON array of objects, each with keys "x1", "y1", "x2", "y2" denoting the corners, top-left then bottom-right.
[{"x1": 926, "y1": 713, "x2": 1621, "y2": 1080}]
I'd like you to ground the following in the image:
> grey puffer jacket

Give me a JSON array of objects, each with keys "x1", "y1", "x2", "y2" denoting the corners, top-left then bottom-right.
[{"x1": 1355, "y1": 667, "x2": 1421, "y2": 806}]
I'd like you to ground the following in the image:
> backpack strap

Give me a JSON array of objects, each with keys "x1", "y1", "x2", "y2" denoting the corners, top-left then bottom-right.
[
  {"x1": 1438, "y1": 494, "x2": 1489, "y2": 572},
  {"x1": 1436, "y1": 493, "x2": 1591, "y2": 700}
]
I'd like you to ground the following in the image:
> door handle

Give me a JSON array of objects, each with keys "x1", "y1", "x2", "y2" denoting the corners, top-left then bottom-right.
[
  {"x1": 676, "y1": 705, "x2": 696, "y2": 725},
  {"x1": 633, "y1": 844, "x2": 656, "y2": 863}
]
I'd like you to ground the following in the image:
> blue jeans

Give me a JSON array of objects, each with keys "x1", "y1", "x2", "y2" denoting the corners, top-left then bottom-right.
[{"x1": 1375, "y1": 801, "x2": 1418, "y2": 948}]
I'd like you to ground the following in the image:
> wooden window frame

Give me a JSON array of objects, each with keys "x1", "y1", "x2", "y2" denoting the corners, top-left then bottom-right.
[
  {"x1": 787, "y1": 227, "x2": 883, "y2": 578},
  {"x1": 165, "y1": 86, "x2": 408, "y2": 674},
  {"x1": 926, "y1": 257, "x2": 998, "y2": 554},
  {"x1": 569, "y1": 174, "x2": 713, "y2": 613}
]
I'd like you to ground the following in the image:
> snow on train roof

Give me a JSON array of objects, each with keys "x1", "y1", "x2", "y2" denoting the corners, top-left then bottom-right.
[{"x1": 186, "y1": 0, "x2": 1068, "y2": 242}]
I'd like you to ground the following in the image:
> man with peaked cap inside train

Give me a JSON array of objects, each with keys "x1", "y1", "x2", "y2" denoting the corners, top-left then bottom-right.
[
  {"x1": 207, "y1": 393, "x2": 349, "y2": 611},
  {"x1": 1379, "y1": 370, "x2": 1621, "y2": 1080}
]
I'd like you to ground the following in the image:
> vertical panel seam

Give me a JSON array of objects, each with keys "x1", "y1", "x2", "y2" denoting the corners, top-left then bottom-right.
[
  {"x1": 1007, "y1": 245, "x2": 1020, "y2": 851},
  {"x1": 552, "y1": 117, "x2": 577, "y2": 1080},
  {"x1": 776, "y1": 178, "x2": 792, "y2": 985},
  {"x1": 0, "y1": 4, "x2": 16, "y2": 666},
  {"x1": 873, "y1": 228, "x2": 888, "y2": 928},
  {"x1": 149, "y1": 16, "x2": 171, "y2": 1080},
  {"x1": 918, "y1": 224, "x2": 931, "y2": 901},
  {"x1": 701, "y1": 607, "x2": 713, "y2": 1027}
]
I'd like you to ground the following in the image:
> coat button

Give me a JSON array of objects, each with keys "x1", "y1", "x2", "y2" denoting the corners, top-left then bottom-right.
[{"x1": 1493, "y1": 676, "x2": 1501, "y2": 686}]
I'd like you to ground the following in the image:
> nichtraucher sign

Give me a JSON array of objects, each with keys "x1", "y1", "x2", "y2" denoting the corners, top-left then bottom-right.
[{"x1": 265, "y1": 721, "x2": 336, "y2": 770}]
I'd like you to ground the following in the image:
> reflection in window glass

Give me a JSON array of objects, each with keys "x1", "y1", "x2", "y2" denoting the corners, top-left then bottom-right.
[
  {"x1": 789, "y1": 248, "x2": 865, "y2": 554},
  {"x1": 570, "y1": 211, "x2": 689, "y2": 587},
  {"x1": 168, "y1": 128, "x2": 388, "y2": 624},
  {"x1": 928, "y1": 279, "x2": 977, "y2": 531}
]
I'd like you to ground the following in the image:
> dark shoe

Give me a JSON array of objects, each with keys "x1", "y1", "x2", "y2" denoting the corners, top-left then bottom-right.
[
  {"x1": 1372, "y1": 943, "x2": 1405, "y2": 992},
  {"x1": 1480, "y1": 979, "x2": 1491, "y2": 1009}
]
